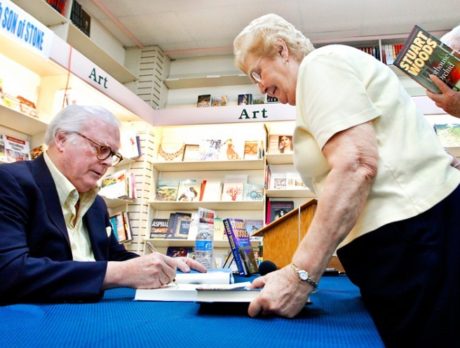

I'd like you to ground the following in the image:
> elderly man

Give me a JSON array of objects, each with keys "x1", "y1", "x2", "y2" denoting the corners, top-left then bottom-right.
[{"x1": 0, "y1": 105, "x2": 205, "y2": 304}]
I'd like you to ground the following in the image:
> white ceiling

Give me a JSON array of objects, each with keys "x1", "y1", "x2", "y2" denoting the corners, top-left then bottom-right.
[{"x1": 78, "y1": 0, "x2": 459, "y2": 59}]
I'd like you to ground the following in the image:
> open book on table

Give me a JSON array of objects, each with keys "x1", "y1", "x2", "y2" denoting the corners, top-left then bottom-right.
[{"x1": 134, "y1": 270, "x2": 260, "y2": 303}]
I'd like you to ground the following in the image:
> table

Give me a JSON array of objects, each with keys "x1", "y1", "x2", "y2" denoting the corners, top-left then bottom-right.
[{"x1": 0, "y1": 275, "x2": 383, "y2": 347}]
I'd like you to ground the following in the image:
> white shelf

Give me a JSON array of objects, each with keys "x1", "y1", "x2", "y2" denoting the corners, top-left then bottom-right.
[
  {"x1": 165, "y1": 73, "x2": 251, "y2": 89},
  {"x1": 103, "y1": 197, "x2": 135, "y2": 209},
  {"x1": 0, "y1": 105, "x2": 48, "y2": 135},
  {"x1": 266, "y1": 188, "x2": 315, "y2": 198},
  {"x1": 13, "y1": 0, "x2": 67, "y2": 27},
  {"x1": 153, "y1": 159, "x2": 264, "y2": 172},
  {"x1": 67, "y1": 24, "x2": 136, "y2": 84},
  {"x1": 149, "y1": 200, "x2": 264, "y2": 211},
  {"x1": 266, "y1": 153, "x2": 294, "y2": 165}
]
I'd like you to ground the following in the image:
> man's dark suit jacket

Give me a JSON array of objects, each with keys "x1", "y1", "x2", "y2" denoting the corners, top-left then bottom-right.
[{"x1": 0, "y1": 155, "x2": 138, "y2": 304}]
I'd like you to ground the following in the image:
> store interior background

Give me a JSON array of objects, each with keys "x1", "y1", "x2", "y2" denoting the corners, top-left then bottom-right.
[{"x1": 4, "y1": 0, "x2": 460, "y2": 258}]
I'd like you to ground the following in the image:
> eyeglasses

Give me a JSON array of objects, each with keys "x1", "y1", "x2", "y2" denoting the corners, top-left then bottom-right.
[
  {"x1": 249, "y1": 56, "x2": 263, "y2": 84},
  {"x1": 70, "y1": 131, "x2": 123, "y2": 165},
  {"x1": 250, "y1": 70, "x2": 262, "y2": 84}
]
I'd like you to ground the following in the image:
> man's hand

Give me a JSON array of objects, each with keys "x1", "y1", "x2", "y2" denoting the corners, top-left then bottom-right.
[
  {"x1": 247, "y1": 265, "x2": 312, "y2": 318},
  {"x1": 103, "y1": 253, "x2": 206, "y2": 289},
  {"x1": 427, "y1": 75, "x2": 460, "y2": 117}
]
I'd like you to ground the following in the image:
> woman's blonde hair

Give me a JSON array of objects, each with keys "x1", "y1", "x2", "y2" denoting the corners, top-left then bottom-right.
[{"x1": 233, "y1": 13, "x2": 315, "y2": 73}]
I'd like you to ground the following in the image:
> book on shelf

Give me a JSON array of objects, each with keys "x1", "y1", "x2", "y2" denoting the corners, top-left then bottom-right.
[
  {"x1": 109, "y1": 212, "x2": 132, "y2": 243},
  {"x1": 222, "y1": 138, "x2": 243, "y2": 160},
  {"x1": 211, "y1": 95, "x2": 228, "y2": 106},
  {"x1": 157, "y1": 143, "x2": 185, "y2": 162},
  {"x1": 199, "y1": 138, "x2": 223, "y2": 161},
  {"x1": 197, "y1": 94, "x2": 211, "y2": 107},
  {"x1": 244, "y1": 219, "x2": 264, "y2": 237},
  {"x1": 119, "y1": 127, "x2": 141, "y2": 160},
  {"x1": 30, "y1": 144, "x2": 45, "y2": 160},
  {"x1": 166, "y1": 212, "x2": 192, "y2": 239},
  {"x1": 155, "y1": 180, "x2": 179, "y2": 201},
  {"x1": 237, "y1": 94, "x2": 252, "y2": 105},
  {"x1": 267, "y1": 134, "x2": 293, "y2": 154},
  {"x1": 214, "y1": 217, "x2": 226, "y2": 241},
  {"x1": 200, "y1": 180, "x2": 222, "y2": 201},
  {"x1": 221, "y1": 182, "x2": 244, "y2": 201},
  {"x1": 150, "y1": 218, "x2": 169, "y2": 239},
  {"x1": 182, "y1": 144, "x2": 201, "y2": 161},
  {"x1": 267, "y1": 200, "x2": 295, "y2": 223},
  {"x1": 134, "y1": 270, "x2": 244, "y2": 302},
  {"x1": 434, "y1": 123, "x2": 460, "y2": 147},
  {"x1": 393, "y1": 25, "x2": 460, "y2": 93},
  {"x1": 266, "y1": 95, "x2": 279, "y2": 103},
  {"x1": 0, "y1": 135, "x2": 5, "y2": 162},
  {"x1": 223, "y1": 218, "x2": 259, "y2": 276},
  {"x1": 243, "y1": 140, "x2": 260, "y2": 160},
  {"x1": 2, "y1": 135, "x2": 30, "y2": 162},
  {"x1": 243, "y1": 183, "x2": 264, "y2": 201},
  {"x1": 99, "y1": 169, "x2": 134, "y2": 200},
  {"x1": 166, "y1": 246, "x2": 194, "y2": 258},
  {"x1": 176, "y1": 179, "x2": 201, "y2": 202}
]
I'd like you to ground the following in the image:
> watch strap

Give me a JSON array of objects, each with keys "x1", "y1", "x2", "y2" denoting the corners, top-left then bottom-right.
[{"x1": 291, "y1": 263, "x2": 319, "y2": 289}]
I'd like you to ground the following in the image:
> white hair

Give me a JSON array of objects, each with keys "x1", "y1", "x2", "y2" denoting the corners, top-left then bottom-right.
[
  {"x1": 441, "y1": 25, "x2": 460, "y2": 52},
  {"x1": 44, "y1": 105, "x2": 120, "y2": 145}
]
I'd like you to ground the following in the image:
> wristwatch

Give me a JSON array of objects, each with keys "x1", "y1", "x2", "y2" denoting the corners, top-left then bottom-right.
[{"x1": 291, "y1": 263, "x2": 318, "y2": 289}]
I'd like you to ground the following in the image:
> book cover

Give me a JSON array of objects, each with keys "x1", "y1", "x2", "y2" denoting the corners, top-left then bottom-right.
[
  {"x1": 393, "y1": 25, "x2": 460, "y2": 93},
  {"x1": 150, "y1": 218, "x2": 169, "y2": 238},
  {"x1": 222, "y1": 138, "x2": 242, "y2": 160},
  {"x1": 223, "y1": 218, "x2": 259, "y2": 276},
  {"x1": 200, "y1": 180, "x2": 222, "y2": 201},
  {"x1": 243, "y1": 183, "x2": 264, "y2": 201},
  {"x1": 221, "y1": 182, "x2": 244, "y2": 201},
  {"x1": 157, "y1": 143, "x2": 185, "y2": 162},
  {"x1": 237, "y1": 94, "x2": 252, "y2": 105},
  {"x1": 122, "y1": 211, "x2": 133, "y2": 241},
  {"x1": 166, "y1": 246, "x2": 193, "y2": 257},
  {"x1": 109, "y1": 213, "x2": 128, "y2": 242},
  {"x1": 155, "y1": 180, "x2": 179, "y2": 201},
  {"x1": 199, "y1": 138, "x2": 222, "y2": 161},
  {"x1": 100, "y1": 170, "x2": 130, "y2": 199},
  {"x1": 166, "y1": 212, "x2": 192, "y2": 239},
  {"x1": 243, "y1": 140, "x2": 259, "y2": 160},
  {"x1": 3, "y1": 135, "x2": 30, "y2": 162},
  {"x1": 269, "y1": 200, "x2": 295, "y2": 223},
  {"x1": 182, "y1": 144, "x2": 201, "y2": 161},
  {"x1": 197, "y1": 94, "x2": 211, "y2": 107},
  {"x1": 176, "y1": 179, "x2": 201, "y2": 202},
  {"x1": 244, "y1": 219, "x2": 264, "y2": 236}
]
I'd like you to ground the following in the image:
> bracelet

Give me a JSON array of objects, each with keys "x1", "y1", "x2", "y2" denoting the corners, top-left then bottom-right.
[{"x1": 291, "y1": 263, "x2": 319, "y2": 289}]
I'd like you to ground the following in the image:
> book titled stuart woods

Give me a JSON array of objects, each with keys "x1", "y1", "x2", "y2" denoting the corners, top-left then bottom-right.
[{"x1": 393, "y1": 25, "x2": 460, "y2": 93}]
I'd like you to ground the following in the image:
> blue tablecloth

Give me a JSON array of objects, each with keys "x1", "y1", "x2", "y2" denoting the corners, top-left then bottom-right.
[{"x1": 0, "y1": 275, "x2": 383, "y2": 347}]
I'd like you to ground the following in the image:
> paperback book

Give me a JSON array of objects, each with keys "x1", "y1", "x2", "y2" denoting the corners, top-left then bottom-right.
[{"x1": 393, "y1": 25, "x2": 460, "y2": 93}]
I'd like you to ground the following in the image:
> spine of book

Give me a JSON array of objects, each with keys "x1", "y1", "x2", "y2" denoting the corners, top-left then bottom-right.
[{"x1": 223, "y1": 218, "x2": 247, "y2": 276}]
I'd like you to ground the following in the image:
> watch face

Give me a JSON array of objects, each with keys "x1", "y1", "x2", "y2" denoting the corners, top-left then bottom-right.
[{"x1": 298, "y1": 270, "x2": 309, "y2": 281}]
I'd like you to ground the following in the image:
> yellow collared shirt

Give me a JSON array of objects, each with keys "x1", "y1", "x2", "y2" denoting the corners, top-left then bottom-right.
[{"x1": 44, "y1": 152, "x2": 98, "y2": 261}]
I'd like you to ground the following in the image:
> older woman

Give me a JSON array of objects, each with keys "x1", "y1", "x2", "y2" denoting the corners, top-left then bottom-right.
[{"x1": 234, "y1": 14, "x2": 460, "y2": 347}]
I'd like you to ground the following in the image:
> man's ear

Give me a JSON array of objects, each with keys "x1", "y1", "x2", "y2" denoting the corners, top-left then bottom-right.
[{"x1": 54, "y1": 131, "x2": 67, "y2": 151}]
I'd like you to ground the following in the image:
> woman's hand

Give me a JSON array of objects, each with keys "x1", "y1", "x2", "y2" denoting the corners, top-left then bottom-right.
[{"x1": 248, "y1": 265, "x2": 312, "y2": 318}]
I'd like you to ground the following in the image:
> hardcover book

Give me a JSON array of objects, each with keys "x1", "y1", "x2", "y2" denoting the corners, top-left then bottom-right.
[
  {"x1": 166, "y1": 212, "x2": 192, "y2": 239},
  {"x1": 3, "y1": 135, "x2": 30, "y2": 162},
  {"x1": 166, "y1": 246, "x2": 193, "y2": 258},
  {"x1": 223, "y1": 218, "x2": 259, "y2": 276},
  {"x1": 393, "y1": 25, "x2": 460, "y2": 93},
  {"x1": 134, "y1": 270, "x2": 246, "y2": 302}
]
